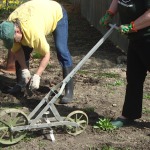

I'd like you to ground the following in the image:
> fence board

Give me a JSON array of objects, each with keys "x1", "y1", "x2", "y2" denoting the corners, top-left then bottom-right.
[{"x1": 69, "y1": 0, "x2": 128, "y2": 52}]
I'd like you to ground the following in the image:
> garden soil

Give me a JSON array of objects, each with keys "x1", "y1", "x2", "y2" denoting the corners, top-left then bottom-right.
[{"x1": 0, "y1": 0, "x2": 149, "y2": 149}]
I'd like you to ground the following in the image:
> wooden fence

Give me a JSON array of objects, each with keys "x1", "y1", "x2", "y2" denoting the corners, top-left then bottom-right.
[{"x1": 70, "y1": 0, "x2": 129, "y2": 52}]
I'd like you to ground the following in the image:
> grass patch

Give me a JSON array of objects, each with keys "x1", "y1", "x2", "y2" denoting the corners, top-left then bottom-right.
[
  {"x1": 108, "y1": 80, "x2": 124, "y2": 86},
  {"x1": 87, "y1": 145, "x2": 131, "y2": 150},
  {"x1": 143, "y1": 93, "x2": 150, "y2": 100},
  {"x1": 22, "y1": 132, "x2": 36, "y2": 142},
  {"x1": 46, "y1": 63, "x2": 52, "y2": 69},
  {"x1": 94, "y1": 72, "x2": 120, "y2": 79},
  {"x1": 78, "y1": 70, "x2": 90, "y2": 75},
  {"x1": 32, "y1": 52, "x2": 42, "y2": 59},
  {"x1": 143, "y1": 107, "x2": 150, "y2": 114}
]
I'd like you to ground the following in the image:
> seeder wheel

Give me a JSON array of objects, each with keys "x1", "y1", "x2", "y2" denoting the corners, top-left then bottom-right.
[
  {"x1": 0, "y1": 109, "x2": 28, "y2": 145},
  {"x1": 65, "y1": 110, "x2": 88, "y2": 136}
]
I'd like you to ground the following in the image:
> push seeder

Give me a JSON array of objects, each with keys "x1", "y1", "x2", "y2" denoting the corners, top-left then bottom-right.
[{"x1": 0, "y1": 24, "x2": 117, "y2": 145}]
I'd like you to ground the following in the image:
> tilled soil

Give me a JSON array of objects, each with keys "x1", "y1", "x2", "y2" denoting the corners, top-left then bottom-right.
[{"x1": 0, "y1": 0, "x2": 149, "y2": 150}]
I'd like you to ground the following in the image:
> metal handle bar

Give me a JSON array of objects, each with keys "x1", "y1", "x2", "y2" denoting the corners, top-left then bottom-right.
[
  {"x1": 62, "y1": 24, "x2": 118, "y2": 85},
  {"x1": 109, "y1": 23, "x2": 119, "y2": 30}
]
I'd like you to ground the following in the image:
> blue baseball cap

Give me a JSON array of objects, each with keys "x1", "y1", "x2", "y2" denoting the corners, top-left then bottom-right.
[{"x1": 0, "y1": 21, "x2": 15, "y2": 49}]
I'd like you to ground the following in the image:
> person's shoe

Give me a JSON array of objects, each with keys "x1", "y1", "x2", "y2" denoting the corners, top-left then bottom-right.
[
  {"x1": 111, "y1": 117, "x2": 134, "y2": 128},
  {"x1": 8, "y1": 84, "x2": 22, "y2": 94},
  {"x1": 59, "y1": 67, "x2": 74, "y2": 104}
]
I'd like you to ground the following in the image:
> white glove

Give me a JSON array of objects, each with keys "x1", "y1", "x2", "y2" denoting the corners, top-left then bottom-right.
[
  {"x1": 29, "y1": 74, "x2": 41, "y2": 90},
  {"x1": 21, "y1": 69, "x2": 31, "y2": 84}
]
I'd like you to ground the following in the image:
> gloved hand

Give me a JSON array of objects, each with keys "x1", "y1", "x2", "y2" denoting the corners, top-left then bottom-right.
[
  {"x1": 22, "y1": 69, "x2": 31, "y2": 84},
  {"x1": 99, "y1": 10, "x2": 114, "y2": 27},
  {"x1": 119, "y1": 22, "x2": 137, "y2": 34},
  {"x1": 29, "y1": 74, "x2": 41, "y2": 90}
]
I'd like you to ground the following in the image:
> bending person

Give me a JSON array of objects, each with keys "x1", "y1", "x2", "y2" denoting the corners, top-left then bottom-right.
[{"x1": 0, "y1": 0, "x2": 73, "y2": 104}]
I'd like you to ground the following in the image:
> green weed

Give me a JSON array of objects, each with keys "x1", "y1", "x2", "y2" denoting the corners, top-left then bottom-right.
[
  {"x1": 32, "y1": 52, "x2": 42, "y2": 59},
  {"x1": 78, "y1": 70, "x2": 89, "y2": 75},
  {"x1": 46, "y1": 63, "x2": 52, "y2": 69},
  {"x1": 143, "y1": 107, "x2": 150, "y2": 114},
  {"x1": 109, "y1": 80, "x2": 124, "y2": 86},
  {"x1": 101, "y1": 145, "x2": 115, "y2": 150},
  {"x1": 143, "y1": 93, "x2": 150, "y2": 100},
  {"x1": 93, "y1": 118, "x2": 115, "y2": 131}
]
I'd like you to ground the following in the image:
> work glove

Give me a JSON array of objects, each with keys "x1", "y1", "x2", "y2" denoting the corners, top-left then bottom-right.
[
  {"x1": 99, "y1": 10, "x2": 114, "y2": 27},
  {"x1": 22, "y1": 69, "x2": 31, "y2": 84},
  {"x1": 29, "y1": 74, "x2": 41, "y2": 90},
  {"x1": 119, "y1": 22, "x2": 137, "y2": 34}
]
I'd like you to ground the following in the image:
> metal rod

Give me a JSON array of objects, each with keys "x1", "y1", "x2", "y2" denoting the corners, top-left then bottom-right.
[{"x1": 62, "y1": 24, "x2": 117, "y2": 84}]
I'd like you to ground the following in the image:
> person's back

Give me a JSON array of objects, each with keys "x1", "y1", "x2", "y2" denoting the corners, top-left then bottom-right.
[
  {"x1": 8, "y1": 0, "x2": 63, "y2": 35},
  {"x1": 8, "y1": 0, "x2": 63, "y2": 55}
]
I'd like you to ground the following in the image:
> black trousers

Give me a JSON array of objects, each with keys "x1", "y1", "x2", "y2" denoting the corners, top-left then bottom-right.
[{"x1": 122, "y1": 39, "x2": 150, "y2": 119}]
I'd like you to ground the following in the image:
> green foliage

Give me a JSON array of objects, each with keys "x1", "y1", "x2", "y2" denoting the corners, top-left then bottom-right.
[
  {"x1": 143, "y1": 107, "x2": 150, "y2": 114},
  {"x1": 32, "y1": 52, "x2": 42, "y2": 59},
  {"x1": 93, "y1": 118, "x2": 115, "y2": 131},
  {"x1": 101, "y1": 145, "x2": 115, "y2": 150},
  {"x1": 143, "y1": 93, "x2": 150, "y2": 100},
  {"x1": 109, "y1": 79, "x2": 124, "y2": 86},
  {"x1": 46, "y1": 63, "x2": 52, "y2": 69},
  {"x1": 22, "y1": 132, "x2": 35, "y2": 142},
  {"x1": 95, "y1": 72, "x2": 120, "y2": 79},
  {"x1": 0, "y1": 0, "x2": 24, "y2": 19},
  {"x1": 78, "y1": 70, "x2": 89, "y2": 75}
]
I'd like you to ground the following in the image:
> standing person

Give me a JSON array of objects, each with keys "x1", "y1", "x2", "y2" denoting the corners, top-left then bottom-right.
[
  {"x1": 0, "y1": 0, "x2": 73, "y2": 104},
  {"x1": 100, "y1": 0, "x2": 150, "y2": 128}
]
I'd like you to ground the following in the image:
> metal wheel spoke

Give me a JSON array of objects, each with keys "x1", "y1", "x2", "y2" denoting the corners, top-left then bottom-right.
[
  {"x1": 65, "y1": 110, "x2": 88, "y2": 136},
  {"x1": 0, "y1": 109, "x2": 28, "y2": 145},
  {"x1": 78, "y1": 114, "x2": 84, "y2": 120},
  {"x1": 10, "y1": 132, "x2": 13, "y2": 142},
  {"x1": 1, "y1": 129, "x2": 8, "y2": 139}
]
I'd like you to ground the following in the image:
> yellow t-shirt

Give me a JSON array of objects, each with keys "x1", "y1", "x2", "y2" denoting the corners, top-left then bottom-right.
[{"x1": 8, "y1": 0, "x2": 63, "y2": 56}]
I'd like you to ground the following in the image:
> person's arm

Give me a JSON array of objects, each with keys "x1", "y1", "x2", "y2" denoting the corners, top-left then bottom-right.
[
  {"x1": 13, "y1": 48, "x2": 27, "y2": 69},
  {"x1": 108, "y1": 0, "x2": 118, "y2": 15},
  {"x1": 100, "y1": 0, "x2": 118, "y2": 26},
  {"x1": 134, "y1": 9, "x2": 150, "y2": 30},
  {"x1": 35, "y1": 51, "x2": 50, "y2": 76},
  {"x1": 120, "y1": 9, "x2": 150, "y2": 34},
  {"x1": 13, "y1": 48, "x2": 31, "y2": 84}
]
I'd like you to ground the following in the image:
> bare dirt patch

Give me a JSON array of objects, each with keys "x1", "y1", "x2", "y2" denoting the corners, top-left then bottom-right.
[{"x1": 0, "y1": 0, "x2": 149, "y2": 150}]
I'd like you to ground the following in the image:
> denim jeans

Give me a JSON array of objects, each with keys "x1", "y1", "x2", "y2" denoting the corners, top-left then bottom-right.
[{"x1": 53, "y1": 6, "x2": 73, "y2": 68}]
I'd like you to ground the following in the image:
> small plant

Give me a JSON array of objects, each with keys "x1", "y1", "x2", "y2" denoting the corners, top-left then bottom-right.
[
  {"x1": 38, "y1": 141, "x2": 46, "y2": 148},
  {"x1": 111, "y1": 80, "x2": 124, "y2": 86},
  {"x1": 101, "y1": 145, "x2": 115, "y2": 150},
  {"x1": 32, "y1": 52, "x2": 42, "y2": 59},
  {"x1": 88, "y1": 146, "x2": 99, "y2": 150},
  {"x1": 22, "y1": 132, "x2": 35, "y2": 142},
  {"x1": 93, "y1": 118, "x2": 115, "y2": 131},
  {"x1": 46, "y1": 63, "x2": 52, "y2": 69},
  {"x1": 143, "y1": 107, "x2": 150, "y2": 114},
  {"x1": 143, "y1": 93, "x2": 150, "y2": 100}
]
